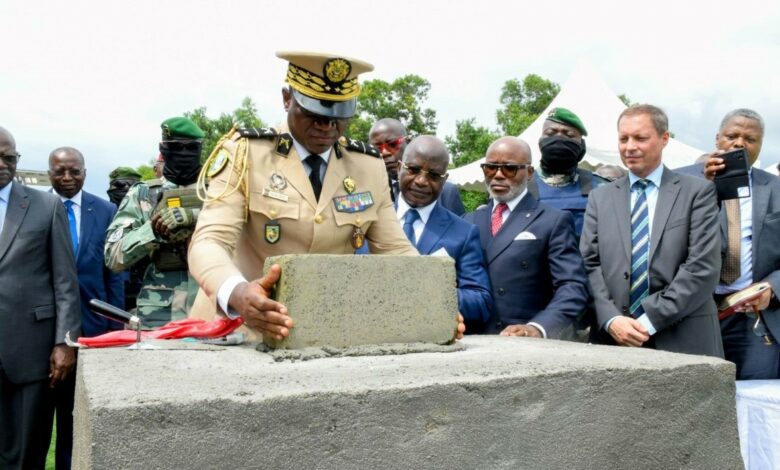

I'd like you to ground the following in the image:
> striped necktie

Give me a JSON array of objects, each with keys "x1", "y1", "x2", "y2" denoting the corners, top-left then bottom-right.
[{"x1": 629, "y1": 179, "x2": 651, "y2": 318}]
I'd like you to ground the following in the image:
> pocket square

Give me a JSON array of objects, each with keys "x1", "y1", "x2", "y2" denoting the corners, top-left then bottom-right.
[
  {"x1": 430, "y1": 247, "x2": 453, "y2": 259},
  {"x1": 514, "y1": 231, "x2": 537, "y2": 241}
]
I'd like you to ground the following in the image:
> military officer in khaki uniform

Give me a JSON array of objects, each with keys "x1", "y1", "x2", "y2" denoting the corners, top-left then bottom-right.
[{"x1": 189, "y1": 51, "x2": 448, "y2": 341}]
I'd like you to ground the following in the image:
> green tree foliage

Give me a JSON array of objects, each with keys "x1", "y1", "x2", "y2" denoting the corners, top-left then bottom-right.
[
  {"x1": 347, "y1": 75, "x2": 438, "y2": 141},
  {"x1": 136, "y1": 164, "x2": 156, "y2": 181},
  {"x1": 445, "y1": 118, "x2": 501, "y2": 168},
  {"x1": 459, "y1": 189, "x2": 489, "y2": 213},
  {"x1": 184, "y1": 97, "x2": 265, "y2": 162},
  {"x1": 496, "y1": 74, "x2": 560, "y2": 136}
]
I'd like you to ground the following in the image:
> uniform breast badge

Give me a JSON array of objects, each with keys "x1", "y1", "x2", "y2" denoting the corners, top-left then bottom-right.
[
  {"x1": 263, "y1": 172, "x2": 289, "y2": 202},
  {"x1": 264, "y1": 220, "x2": 281, "y2": 244},
  {"x1": 351, "y1": 225, "x2": 365, "y2": 249},
  {"x1": 343, "y1": 176, "x2": 356, "y2": 194}
]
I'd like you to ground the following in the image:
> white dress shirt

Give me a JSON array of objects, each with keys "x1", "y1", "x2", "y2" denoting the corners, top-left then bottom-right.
[
  {"x1": 716, "y1": 170, "x2": 753, "y2": 295},
  {"x1": 396, "y1": 197, "x2": 436, "y2": 244}
]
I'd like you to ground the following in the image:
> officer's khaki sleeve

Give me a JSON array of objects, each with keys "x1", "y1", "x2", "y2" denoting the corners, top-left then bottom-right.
[
  {"x1": 366, "y1": 163, "x2": 418, "y2": 255},
  {"x1": 188, "y1": 139, "x2": 247, "y2": 305}
]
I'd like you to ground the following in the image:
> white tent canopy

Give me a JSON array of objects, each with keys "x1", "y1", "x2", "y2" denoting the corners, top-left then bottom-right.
[{"x1": 448, "y1": 60, "x2": 706, "y2": 190}]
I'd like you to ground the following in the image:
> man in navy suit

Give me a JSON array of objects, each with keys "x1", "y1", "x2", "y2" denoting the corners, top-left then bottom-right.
[
  {"x1": 49, "y1": 147, "x2": 124, "y2": 469},
  {"x1": 678, "y1": 109, "x2": 780, "y2": 378},
  {"x1": 396, "y1": 136, "x2": 493, "y2": 331},
  {"x1": 465, "y1": 137, "x2": 588, "y2": 338},
  {"x1": 370, "y1": 118, "x2": 465, "y2": 215}
]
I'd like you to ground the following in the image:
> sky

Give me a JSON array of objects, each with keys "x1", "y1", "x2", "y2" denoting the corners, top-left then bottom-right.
[{"x1": 2, "y1": 0, "x2": 779, "y2": 197}]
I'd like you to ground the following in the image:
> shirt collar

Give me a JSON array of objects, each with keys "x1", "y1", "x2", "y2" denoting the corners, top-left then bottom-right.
[
  {"x1": 628, "y1": 164, "x2": 664, "y2": 189},
  {"x1": 57, "y1": 190, "x2": 83, "y2": 207},
  {"x1": 292, "y1": 137, "x2": 331, "y2": 164},
  {"x1": 0, "y1": 181, "x2": 13, "y2": 203},
  {"x1": 397, "y1": 195, "x2": 437, "y2": 225},
  {"x1": 493, "y1": 188, "x2": 528, "y2": 213}
]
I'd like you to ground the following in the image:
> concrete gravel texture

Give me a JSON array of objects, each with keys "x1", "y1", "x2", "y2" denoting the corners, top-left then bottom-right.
[
  {"x1": 261, "y1": 255, "x2": 459, "y2": 349},
  {"x1": 73, "y1": 336, "x2": 743, "y2": 469}
]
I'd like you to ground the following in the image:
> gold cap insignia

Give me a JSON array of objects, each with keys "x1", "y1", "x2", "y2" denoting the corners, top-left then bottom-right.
[{"x1": 324, "y1": 58, "x2": 351, "y2": 84}]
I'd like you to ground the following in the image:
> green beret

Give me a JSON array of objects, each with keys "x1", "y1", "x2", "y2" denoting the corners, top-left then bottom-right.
[
  {"x1": 161, "y1": 117, "x2": 205, "y2": 140},
  {"x1": 546, "y1": 107, "x2": 588, "y2": 136},
  {"x1": 109, "y1": 166, "x2": 142, "y2": 180}
]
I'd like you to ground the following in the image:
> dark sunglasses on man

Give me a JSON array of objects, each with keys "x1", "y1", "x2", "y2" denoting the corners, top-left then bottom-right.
[
  {"x1": 375, "y1": 136, "x2": 407, "y2": 153},
  {"x1": 0, "y1": 153, "x2": 20, "y2": 165},
  {"x1": 159, "y1": 140, "x2": 201, "y2": 152},
  {"x1": 401, "y1": 162, "x2": 447, "y2": 182},
  {"x1": 480, "y1": 163, "x2": 529, "y2": 178}
]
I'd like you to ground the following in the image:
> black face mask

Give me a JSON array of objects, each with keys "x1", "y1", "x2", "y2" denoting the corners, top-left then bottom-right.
[
  {"x1": 106, "y1": 179, "x2": 137, "y2": 206},
  {"x1": 539, "y1": 135, "x2": 587, "y2": 175},
  {"x1": 160, "y1": 142, "x2": 202, "y2": 185}
]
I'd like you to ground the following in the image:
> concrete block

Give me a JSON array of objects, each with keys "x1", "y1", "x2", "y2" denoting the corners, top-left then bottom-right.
[
  {"x1": 262, "y1": 254, "x2": 459, "y2": 349},
  {"x1": 73, "y1": 337, "x2": 742, "y2": 470}
]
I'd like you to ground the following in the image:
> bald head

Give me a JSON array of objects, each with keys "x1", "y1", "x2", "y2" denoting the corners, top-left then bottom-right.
[
  {"x1": 48, "y1": 146, "x2": 86, "y2": 199},
  {"x1": 484, "y1": 136, "x2": 534, "y2": 203},
  {"x1": 370, "y1": 118, "x2": 407, "y2": 137},
  {"x1": 486, "y1": 136, "x2": 532, "y2": 163},
  {"x1": 398, "y1": 135, "x2": 450, "y2": 208},
  {"x1": 0, "y1": 127, "x2": 15, "y2": 148},
  {"x1": 0, "y1": 127, "x2": 18, "y2": 190},
  {"x1": 403, "y1": 135, "x2": 449, "y2": 168}
]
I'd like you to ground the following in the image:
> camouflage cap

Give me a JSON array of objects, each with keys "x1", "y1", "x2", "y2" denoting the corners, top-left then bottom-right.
[
  {"x1": 546, "y1": 107, "x2": 588, "y2": 136},
  {"x1": 161, "y1": 117, "x2": 205, "y2": 140},
  {"x1": 109, "y1": 166, "x2": 142, "y2": 180}
]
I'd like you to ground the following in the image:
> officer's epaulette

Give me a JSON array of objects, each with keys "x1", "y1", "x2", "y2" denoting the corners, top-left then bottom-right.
[
  {"x1": 236, "y1": 127, "x2": 278, "y2": 139},
  {"x1": 336, "y1": 136, "x2": 381, "y2": 159}
]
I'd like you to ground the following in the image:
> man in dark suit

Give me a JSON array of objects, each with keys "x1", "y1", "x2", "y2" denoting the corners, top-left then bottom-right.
[
  {"x1": 48, "y1": 146, "x2": 124, "y2": 468},
  {"x1": 464, "y1": 136, "x2": 588, "y2": 338},
  {"x1": 0, "y1": 127, "x2": 81, "y2": 469},
  {"x1": 678, "y1": 109, "x2": 780, "y2": 378},
  {"x1": 581, "y1": 104, "x2": 723, "y2": 357},
  {"x1": 369, "y1": 118, "x2": 465, "y2": 215},
  {"x1": 396, "y1": 136, "x2": 493, "y2": 331}
]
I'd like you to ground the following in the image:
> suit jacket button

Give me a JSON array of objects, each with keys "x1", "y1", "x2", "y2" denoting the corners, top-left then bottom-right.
[
  {"x1": 497, "y1": 288, "x2": 505, "y2": 295},
  {"x1": 314, "y1": 215, "x2": 324, "y2": 224},
  {"x1": 521, "y1": 260, "x2": 528, "y2": 268},
  {"x1": 623, "y1": 272, "x2": 629, "y2": 280},
  {"x1": 622, "y1": 306, "x2": 629, "y2": 314}
]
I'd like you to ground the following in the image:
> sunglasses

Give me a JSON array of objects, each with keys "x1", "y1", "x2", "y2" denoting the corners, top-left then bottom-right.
[
  {"x1": 0, "y1": 153, "x2": 20, "y2": 165},
  {"x1": 374, "y1": 136, "x2": 406, "y2": 153},
  {"x1": 480, "y1": 163, "x2": 530, "y2": 178},
  {"x1": 401, "y1": 162, "x2": 448, "y2": 182},
  {"x1": 159, "y1": 140, "x2": 201, "y2": 152}
]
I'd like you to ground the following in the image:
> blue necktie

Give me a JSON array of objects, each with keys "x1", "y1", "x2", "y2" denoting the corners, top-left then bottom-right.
[
  {"x1": 629, "y1": 179, "x2": 651, "y2": 318},
  {"x1": 64, "y1": 200, "x2": 78, "y2": 256},
  {"x1": 403, "y1": 209, "x2": 420, "y2": 246}
]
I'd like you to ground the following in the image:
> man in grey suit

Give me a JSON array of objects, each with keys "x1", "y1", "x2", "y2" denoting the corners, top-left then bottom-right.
[
  {"x1": 680, "y1": 109, "x2": 780, "y2": 379},
  {"x1": 580, "y1": 105, "x2": 723, "y2": 357},
  {"x1": 0, "y1": 127, "x2": 81, "y2": 469}
]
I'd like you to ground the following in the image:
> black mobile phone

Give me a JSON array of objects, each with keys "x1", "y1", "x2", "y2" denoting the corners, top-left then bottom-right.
[{"x1": 714, "y1": 148, "x2": 750, "y2": 200}]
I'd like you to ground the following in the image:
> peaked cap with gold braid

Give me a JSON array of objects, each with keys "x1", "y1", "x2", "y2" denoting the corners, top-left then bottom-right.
[{"x1": 276, "y1": 51, "x2": 374, "y2": 119}]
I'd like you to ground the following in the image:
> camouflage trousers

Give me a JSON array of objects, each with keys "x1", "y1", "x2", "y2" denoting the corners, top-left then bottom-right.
[{"x1": 135, "y1": 265, "x2": 199, "y2": 329}]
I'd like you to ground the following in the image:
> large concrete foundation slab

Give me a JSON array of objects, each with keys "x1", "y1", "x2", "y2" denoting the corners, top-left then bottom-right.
[{"x1": 74, "y1": 337, "x2": 742, "y2": 469}]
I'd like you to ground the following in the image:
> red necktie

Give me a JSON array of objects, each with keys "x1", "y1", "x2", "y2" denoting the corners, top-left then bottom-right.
[{"x1": 491, "y1": 202, "x2": 508, "y2": 236}]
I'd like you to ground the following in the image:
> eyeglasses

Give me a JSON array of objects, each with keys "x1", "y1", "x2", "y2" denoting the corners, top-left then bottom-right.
[
  {"x1": 0, "y1": 153, "x2": 20, "y2": 165},
  {"x1": 401, "y1": 162, "x2": 448, "y2": 182},
  {"x1": 159, "y1": 140, "x2": 201, "y2": 152},
  {"x1": 49, "y1": 168, "x2": 84, "y2": 177},
  {"x1": 480, "y1": 163, "x2": 530, "y2": 178},
  {"x1": 374, "y1": 136, "x2": 406, "y2": 153}
]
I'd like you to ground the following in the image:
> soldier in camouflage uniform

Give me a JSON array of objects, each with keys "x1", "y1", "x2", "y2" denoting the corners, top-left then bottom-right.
[{"x1": 105, "y1": 117, "x2": 204, "y2": 328}]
